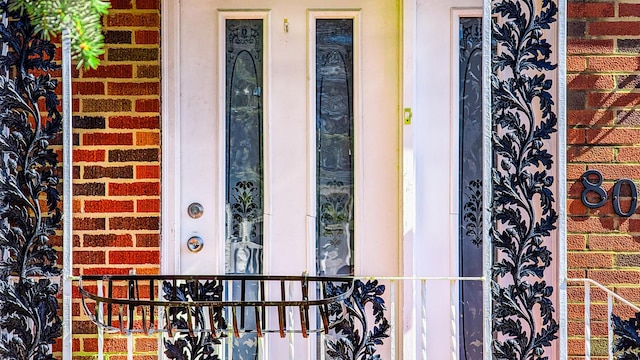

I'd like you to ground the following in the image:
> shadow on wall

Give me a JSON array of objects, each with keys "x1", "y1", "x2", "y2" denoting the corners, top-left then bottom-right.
[{"x1": 567, "y1": 52, "x2": 640, "y2": 235}]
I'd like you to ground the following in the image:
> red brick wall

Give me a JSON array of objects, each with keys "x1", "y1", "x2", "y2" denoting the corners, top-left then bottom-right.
[
  {"x1": 568, "y1": 1, "x2": 640, "y2": 358},
  {"x1": 66, "y1": 0, "x2": 161, "y2": 357}
]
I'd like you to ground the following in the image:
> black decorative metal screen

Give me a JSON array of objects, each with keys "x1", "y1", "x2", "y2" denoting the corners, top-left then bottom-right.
[
  {"x1": 612, "y1": 312, "x2": 640, "y2": 359},
  {"x1": 0, "y1": 4, "x2": 63, "y2": 359},
  {"x1": 490, "y1": 0, "x2": 559, "y2": 358}
]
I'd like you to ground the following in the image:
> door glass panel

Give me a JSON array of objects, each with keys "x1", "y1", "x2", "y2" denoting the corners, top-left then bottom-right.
[
  {"x1": 316, "y1": 19, "x2": 354, "y2": 276},
  {"x1": 225, "y1": 19, "x2": 264, "y2": 276},
  {"x1": 225, "y1": 19, "x2": 263, "y2": 360},
  {"x1": 458, "y1": 16, "x2": 483, "y2": 360}
]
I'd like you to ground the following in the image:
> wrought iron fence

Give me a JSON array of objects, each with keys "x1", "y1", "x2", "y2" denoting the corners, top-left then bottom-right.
[{"x1": 77, "y1": 275, "x2": 491, "y2": 360}]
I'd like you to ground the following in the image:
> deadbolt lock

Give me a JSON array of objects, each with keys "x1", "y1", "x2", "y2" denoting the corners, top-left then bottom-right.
[{"x1": 187, "y1": 236, "x2": 204, "y2": 253}]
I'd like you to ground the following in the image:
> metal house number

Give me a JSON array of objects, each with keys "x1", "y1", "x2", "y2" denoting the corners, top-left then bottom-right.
[{"x1": 581, "y1": 170, "x2": 638, "y2": 217}]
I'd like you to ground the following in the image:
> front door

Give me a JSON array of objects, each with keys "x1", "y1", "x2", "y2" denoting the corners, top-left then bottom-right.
[{"x1": 174, "y1": 0, "x2": 400, "y2": 358}]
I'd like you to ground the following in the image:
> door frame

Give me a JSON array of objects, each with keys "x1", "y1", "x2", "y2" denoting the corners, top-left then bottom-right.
[
  {"x1": 400, "y1": 0, "x2": 416, "y2": 357},
  {"x1": 161, "y1": 0, "x2": 181, "y2": 276}
]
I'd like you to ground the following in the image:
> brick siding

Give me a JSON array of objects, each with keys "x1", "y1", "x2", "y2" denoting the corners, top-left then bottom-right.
[
  {"x1": 60, "y1": 0, "x2": 161, "y2": 357},
  {"x1": 568, "y1": 1, "x2": 640, "y2": 358}
]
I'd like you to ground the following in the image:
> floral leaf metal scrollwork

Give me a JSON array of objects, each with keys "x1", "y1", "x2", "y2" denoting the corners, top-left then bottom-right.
[
  {"x1": 0, "y1": 4, "x2": 63, "y2": 359},
  {"x1": 612, "y1": 312, "x2": 640, "y2": 360},
  {"x1": 162, "y1": 280, "x2": 227, "y2": 360},
  {"x1": 491, "y1": 0, "x2": 559, "y2": 359},
  {"x1": 325, "y1": 279, "x2": 390, "y2": 360}
]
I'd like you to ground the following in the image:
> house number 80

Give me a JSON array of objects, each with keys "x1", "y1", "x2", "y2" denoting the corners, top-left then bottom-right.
[{"x1": 581, "y1": 170, "x2": 638, "y2": 217}]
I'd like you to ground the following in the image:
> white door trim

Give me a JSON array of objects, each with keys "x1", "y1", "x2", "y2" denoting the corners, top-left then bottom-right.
[
  {"x1": 401, "y1": 0, "x2": 416, "y2": 358},
  {"x1": 161, "y1": 0, "x2": 181, "y2": 276},
  {"x1": 160, "y1": 1, "x2": 181, "y2": 358}
]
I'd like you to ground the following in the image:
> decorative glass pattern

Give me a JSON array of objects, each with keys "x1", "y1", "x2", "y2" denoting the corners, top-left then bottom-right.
[
  {"x1": 225, "y1": 19, "x2": 263, "y2": 360},
  {"x1": 316, "y1": 19, "x2": 354, "y2": 276},
  {"x1": 225, "y1": 19, "x2": 264, "y2": 276},
  {"x1": 458, "y1": 17, "x2": 483, "y2": 360}
]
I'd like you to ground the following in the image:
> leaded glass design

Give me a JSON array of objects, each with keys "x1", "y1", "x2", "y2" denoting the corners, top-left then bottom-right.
[
  {"x1": 225, "y1": 19, "x2": 264, "y2": 275},
  {"x1": 316, "y1": 19, "x2": 354, "y2": 276},
  {"x1": 458, "y1": 17, "x2": 483, "y2": 360},
  {"x1": 225, "y1": 18, "x2": 263, "y2": 360}
]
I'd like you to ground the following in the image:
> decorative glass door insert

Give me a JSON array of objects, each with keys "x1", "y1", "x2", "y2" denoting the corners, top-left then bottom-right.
[
  {"x1": 458, "y1": 16, "x2": 483, "y2": 360},
  {"x1": 316, "y1": 18, "x2": 354, "y2": 276},
  {"x1": 225, "y1": 19, "x2": 264, "y2": 276}
]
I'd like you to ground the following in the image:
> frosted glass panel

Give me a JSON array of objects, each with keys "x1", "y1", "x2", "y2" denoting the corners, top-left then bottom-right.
[
  {"x1": 458, "y1": 16, "x2": 483, "y2": 360},
  {"x1": 225, "y1": 19, "x2": 264, "y2": 276},
  {"x1": 316, "y1": 19, "x2": 354, "y2": 276}
]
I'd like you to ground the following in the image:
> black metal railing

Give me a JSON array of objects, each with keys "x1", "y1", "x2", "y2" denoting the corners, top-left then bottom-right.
[{"x1": 78, "y1": 274, "x2": 353, "y2": 337}]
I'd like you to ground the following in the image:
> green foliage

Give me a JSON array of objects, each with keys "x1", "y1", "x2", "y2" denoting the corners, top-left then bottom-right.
[{"x1": 8, "y1": 0, "x2": 111, "y2": 69}]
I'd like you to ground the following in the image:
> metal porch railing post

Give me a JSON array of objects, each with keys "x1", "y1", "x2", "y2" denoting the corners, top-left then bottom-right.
[
  {"x1": 421, "y1": 279, "x2": 427, "y2": 360},
  {"x1": 390, "y1": 279, "x2": 397, "y2": 360},
  {"x1": 608, "y1": 292, "x2": 613, "y2": 360},
  {"x1": 569, "y1": 278, "x2": 640, "y2": 360},
  {"x1": 481, "y1": 1, "x2": 494, "y2": 358},
  {"x1": 97, "y1": 280, "x2": 104, "y2": 360},
  {"x1": 288, "y1": 280, "x2": 295, "y2": 360},
  {"x1": 585, "y1": 280, "x2": 591, "y2": 360},
  {"x1": 61, "y1": 28, "x2": 74, "y2": 360},
  {"x1": 450, "y1": 279, "x2": 457, "y2": 360}
]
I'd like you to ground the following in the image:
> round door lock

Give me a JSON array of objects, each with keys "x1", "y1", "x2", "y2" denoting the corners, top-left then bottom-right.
[
  {"x1": 187, "y1": 236, "x2": 204, "y2": 253},
  {"x1": 187, "y1": 202, "x2": 204, "y2": 219}
]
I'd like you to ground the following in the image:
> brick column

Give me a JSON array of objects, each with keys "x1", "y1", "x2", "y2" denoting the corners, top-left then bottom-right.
[
  {"x1": 63, "y1": 0, "x2": 162, "y2": 357},
  {"x1": 567, "y1": 1, "x2": 640, "y2": 358}
]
